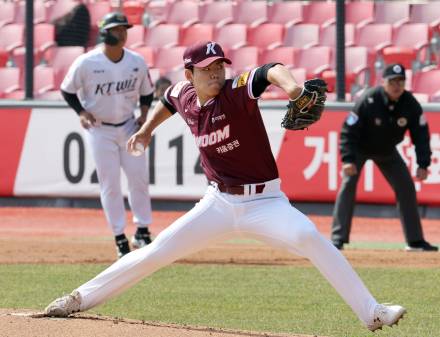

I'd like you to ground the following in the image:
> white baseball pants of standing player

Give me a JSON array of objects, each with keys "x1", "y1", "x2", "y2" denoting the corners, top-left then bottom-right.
[
  {"x1": 75, "y1": 178, "x2": 377, "y2": 326},
  {"x1": 85, "y1": 118, "x2": 152, "y2": 235}
]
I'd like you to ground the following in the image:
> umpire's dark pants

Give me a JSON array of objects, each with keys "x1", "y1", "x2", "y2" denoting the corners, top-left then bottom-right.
[{"x1": 331, "y1": 150, "x2": 425, "y2": 245}]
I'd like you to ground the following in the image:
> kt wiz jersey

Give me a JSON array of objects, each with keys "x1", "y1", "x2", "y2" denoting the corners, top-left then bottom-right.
[
  {"x1": 61, "y1": 47, "x2": 154, "y2": 124},
  {"x1": 163, "y1": 67, "x2": 279, "y2": 186}
]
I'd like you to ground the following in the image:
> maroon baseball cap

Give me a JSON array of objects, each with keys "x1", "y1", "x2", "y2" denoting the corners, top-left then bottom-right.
[{"x1": 183, "y1": 41, "x2": 231, "y2": 69}]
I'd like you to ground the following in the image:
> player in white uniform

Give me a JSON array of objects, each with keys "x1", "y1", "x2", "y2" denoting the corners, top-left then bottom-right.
[
  {"x1": 46, "y1": 41, "x2": 406, "y2": 332},
  {"x1": 60, "y1": 12, "x2": 154, "y2": 258}
]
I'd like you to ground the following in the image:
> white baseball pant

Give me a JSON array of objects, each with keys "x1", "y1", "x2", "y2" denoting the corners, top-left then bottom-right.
[
  {"x1": 75, "y1": 179, "x2": 377, "y2": 326},
  {"x1": 85, "y1": 118, "x2": 152, "y2": 235}
]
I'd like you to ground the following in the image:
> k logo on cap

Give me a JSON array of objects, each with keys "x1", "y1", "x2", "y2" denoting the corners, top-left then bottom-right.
[{"x1": 183, "y1": 41, "x2": 232, "y2": 69}]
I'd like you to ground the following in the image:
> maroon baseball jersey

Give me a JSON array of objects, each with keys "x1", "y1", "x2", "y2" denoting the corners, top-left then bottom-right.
[{"x1": 162, "y1": 67, "x2": 279, "y2": 186}]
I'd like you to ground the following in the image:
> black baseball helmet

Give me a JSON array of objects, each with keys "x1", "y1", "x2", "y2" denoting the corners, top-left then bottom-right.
[
  {"x1": 99, "y1": 12, "x2": 132, "y2": 45},
  {"x1": 99, "y1": 12, "x2": 133, "y2": 30}
]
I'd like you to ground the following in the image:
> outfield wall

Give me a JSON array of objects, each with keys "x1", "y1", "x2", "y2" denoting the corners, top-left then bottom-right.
[{"x1": 1, "y1": 100, "x2": 439, "y2": 205}]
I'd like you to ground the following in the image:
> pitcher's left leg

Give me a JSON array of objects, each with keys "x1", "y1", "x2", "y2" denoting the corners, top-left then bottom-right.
[{"x1": 241, "y1": 195, "x2": 377, "y2": 326}]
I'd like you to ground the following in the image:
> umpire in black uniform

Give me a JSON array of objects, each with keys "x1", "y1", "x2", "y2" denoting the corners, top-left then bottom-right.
[{"x1": 331, "y1": 63, "x2": 437, "y2": 251}]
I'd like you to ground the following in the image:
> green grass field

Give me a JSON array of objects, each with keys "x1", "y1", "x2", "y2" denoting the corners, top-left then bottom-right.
[{"x1": 1, "y1": 264, "x2": 438, "y2": 337}]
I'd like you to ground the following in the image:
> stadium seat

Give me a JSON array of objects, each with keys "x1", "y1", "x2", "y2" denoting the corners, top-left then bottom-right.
[
  {"x1": 47, "y1": 0, "x2": 79, "y2": 22},
  {"x1": 199, "y1": 1, "x2": 233, "y2": 28},
  {"x1": 283, "y1": 24, "x2": 319, "y2": 49},
  {"x1": 382, "y1": 23, "x2": 430, "y2": 70},
  {"x1": 319, "y1": 23, "x2": 355, "y2": 48},
  {"x1": 0, "y1": 24, "x2": 25, "y2": 66},
  {"x1": 261, "y1": 68, "x2": 306, "y2": 100},
  {"x1": 0, "y1": 2, "x2": 16, "y2": 28},
  {"x1": 355, "y1": 23, "x2": 393, "y2": 83},
  {"x1": 412, "y1": 67, "x2": 440, "y2": 102},
  {"x1": 302, "y1": 2, "x2": 335, "y2": 27},
  {"x1": 126, "y1": 25, "x2": 145, "y2": 48},
  {"x1": 214, "y1": 24, "x2": 247, "y2": 50},
  {"x1": 15, "y1": 0, "x2": 47, "y2": 24},
  {"x1": 180, "y1": 24, "x2": 214, "y2": 47},
  {"x1": 259, "y1": 47, "x2": 297, "y2": 69},
  {"x1": 0, "y1": 67, "x2": 21, "y2": 98},
  {"x1": 410, "y1": 3, "x2": 440, "y2": 33},
  {"x1": 122, "y1": 1, "x2": 145, "y2": 25},
  {"x1": 12, "y1": 23, "x2": 56, "y2": 72},
  {"x1": 409, "y1": 2, "x2": 440, "y2": 63},
  {"x1": 166, "y1": 1, "x2": 199, "y2": 28},
  {"x1": 267, "y1": 1, "x2": 303, "y2": 28},
  {"x1": 247, "y1": 23, "x2": 284, "y2": 50},
  {"x1": 45, "y1": 46, "x2": 84, "y2": 88},
  {"x1": 233, "y1": 1, "x2": 267, "y2": 28},
  {"x1": 373, "y1": 1, "x2": 410, "y2": 28},
  {"x1": 86, "y1": 1, "x2": 112, "y2": 46},
  {"x1": 164, "y1": 68, "x2": 187, "y2": 85},
  {"x1": 295, "y1": 46, "x2": 332, "y2": 79},
  {"x1": 131, "y1": 46, "x2": 155, "y2": 67},
  {"x1": 144, "y1": 24, "x2": 180, "y2": 49},
  {"x1": 345, "y1": 1, "x2": 374, "y2": 28},
  {"x1": 153, "y1": 46, "x2": 186, "y2": 74},
  {"x1": 322, "y1": 46, "x2": 370, "y2": 94},
  {"x1": 228, "y1": 47, "x2": 259, "y2": 75}
]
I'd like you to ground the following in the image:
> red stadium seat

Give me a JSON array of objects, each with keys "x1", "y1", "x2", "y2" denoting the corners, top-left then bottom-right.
[
  {"x1": 214, "y1": 24, "x2": 247, "y2": 50},
  {"x1": 267, "y1": 2, "x2": 303, "y2": 28},
  {"x1": 12, "y1": 23, "x2": 56, "y2": 72},
  {"x1": 0, "y1": 67, "x2": 20, "y2": 98},
  {"x1": 0, "y1": 24, "x2": 24, "y2": 51},
  {"x1": 295, "y1": 46, "x2": 332, "y2": 79},
  {"x1": 283, "y1": 24, "x2": 319, "y2": 49},
  {"x1": 86, "y1": 1, "x2": 112, "y2": 46},
  {"x1": 355, "y1": 23, "x2": 393, "y2": 83},
  {"x1": 259, "y1": 47, "x2": 297, "y2": 69},
  {"x1": 382, "y1": 23, "x2": 430, "y2": 70},
  {"x1": 345, "y1": 1, "x2": 374, "y2": 28},
  {"x1": 0, "y1": 24, "x2": 25, "y2": 66},
  {"x1": 373, "y1": 1, "x2": 410, "y2": 28},
  {"x1": 154, "y1": 46, "x2": 186, "y2": 74},
  {"x1": 47, "y1": 0, "x2": 79, "y2": 22},
  {"x1": 233, "y1": 1, "x2": 267, "y2": 28},
  {"x1": 319, "y1": 23, "x2": 355, "y2": 48},
  {"x1": 412, "y1": 68, "x2": 440, "y2": 102},
  {"x1": 122, "y1": 1, "x2": 145, "y2": 25},
  {"x1": 126, "y1": 25, "x2": 145, "y2": 48},
  {"x1": 410, "y1": 3, "x2": 440, "y2": 32},
  {"x1": 131, "y1": 46, "x2": 155, "y2": 67},
  {"x1": 164, "y1": 68, "x2": 187, "y2": 85},
  {"x1": 261, "y1": 68, "x2": 306, "y2": 100},
  {"x1": 247, "y1": 23, "x2": 284, "y2": 50},
  {"x1": 199, "y1": 2, "x2": 233, "y2": 28},
  {"x1": 15, "y1": 0, "x2": 48, "y2": 24},
  {"x1": 144, "y1": 24, "x2": 180, "y2": 49},
  {"x1": 166, "y1": 1, "x2": 199, "y2": 28},
  {"x1": 0, "y1": 2, "x2": 16, "y2": 28},
  {"x1": 34, "y1": 65, "x2": 56, "y2": 97},
  {"x1": 302, "y1": 2, "x2": 335, "y2": 27},
  {"x1": 228, "y1": 47, "x2": 259, "y2": 76},
  {"x1": 322, "y1": 46, "x2": 370, "y2": 94},
  {"x1": 180, "y1": 24, "x2": 214, "y2": 47},
  {"x1": 45, "y1": 46, "x2": 84, "y2": 88}
]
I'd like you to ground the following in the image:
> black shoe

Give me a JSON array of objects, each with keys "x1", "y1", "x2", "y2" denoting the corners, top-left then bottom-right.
[
  {"x1": 131, "y1": 227, "x2": 152, "y2": 249},
  {"x1": 115, "y1": 234, "x2": 131, "y2": 258},
  {"x1": 405, "y1": 240, "x2": 438, "y2": 252},
  {"x1": 333, "y1": 241, "x2": 344, "y2": 250}
]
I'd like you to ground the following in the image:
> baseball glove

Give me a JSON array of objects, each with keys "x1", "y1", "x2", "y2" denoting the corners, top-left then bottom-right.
[{"x1": 281, "y1": 78, "x2": 328, "y2": 130}]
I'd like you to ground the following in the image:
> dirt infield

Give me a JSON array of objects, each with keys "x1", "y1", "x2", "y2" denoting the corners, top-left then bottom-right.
[{"x1": 1, "y1": 207, "x2": 440, "y2": 337}]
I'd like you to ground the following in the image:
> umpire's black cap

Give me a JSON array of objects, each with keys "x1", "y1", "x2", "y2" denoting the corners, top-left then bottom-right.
[
  {"x1": 99, "y1": 12, "x2": 133, "y2": 31},
  {"x1": 383, "y1": 63, "x2": 406, "y2": 80}
]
